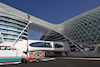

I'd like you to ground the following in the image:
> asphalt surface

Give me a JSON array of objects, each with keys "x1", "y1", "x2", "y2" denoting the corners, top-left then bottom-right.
[{"x1": 1, "y1": 59, "x2": 100, "y2": 67}]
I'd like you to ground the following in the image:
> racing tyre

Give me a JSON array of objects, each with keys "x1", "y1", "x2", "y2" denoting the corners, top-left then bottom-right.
[
  {"x1": 21, "y1": 58, "x2": 25, "y2": 63},
  {"x1": 36, "y1": 59, "x2": 39, "y2": 63}
]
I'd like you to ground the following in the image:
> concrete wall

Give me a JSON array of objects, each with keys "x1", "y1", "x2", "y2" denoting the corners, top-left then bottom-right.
[
  {"x1": 0, "y1": 50, "x2": 27, "y2": 57},
  {"x1": 63, "y1": 41, "x2": 70, "y2": 52}
]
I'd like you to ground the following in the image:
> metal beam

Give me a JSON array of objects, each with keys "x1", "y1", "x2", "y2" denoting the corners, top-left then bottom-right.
[
  {"x1": 47, "y1": 29, "x2": 88, "y2": 56},
  {"x1": 0, "y1": 32, "x2": 6, "y2": 46},
  {"x1": 56, "y1": 32, "x2": 88, "y2": 56},
  {"x1": 70, "y1": 41, "x2": 88, "y2": 56},
  {"x1": 76, "y1": 20, "x2": 98, "y2": 55},
  {"x1": 91, "y1": 46, "x2": 98, "y2": 54},
  {"x1": 11, "y1": 21, "x2": 32, "y2": 47}
]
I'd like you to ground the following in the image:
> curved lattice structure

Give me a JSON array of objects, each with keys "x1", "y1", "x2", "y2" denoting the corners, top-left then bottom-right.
[
  {"x1": 43, "y1": 7, "x2": 100, "y2": 46},
  {"x1": 0, "y1": 2, "x2": 100, "y2": 47}
]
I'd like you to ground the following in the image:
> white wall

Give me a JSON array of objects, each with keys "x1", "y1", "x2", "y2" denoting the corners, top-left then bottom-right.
[
  {"x1": 63, "y1": 41, "x2": 70, "y2": 52},
  {"x1": 0, "y1": 50, "x2": 27, "y2": 57}
]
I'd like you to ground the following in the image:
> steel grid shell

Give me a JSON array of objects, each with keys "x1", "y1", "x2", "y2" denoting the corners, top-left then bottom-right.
[
  {"x1": 0, "y1": 2, "x2": 100, "y2": 46},
  {"x1": 58, "y1": 7, "x2": 100, "y2": 45},
  {"x1": 43, "y1": 7, "x2": 100, "y2": 46}
]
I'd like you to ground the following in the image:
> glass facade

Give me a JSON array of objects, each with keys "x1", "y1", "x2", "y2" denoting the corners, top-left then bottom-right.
[
  {"x1": 0, "y1": 16, "x2": 28, "y2": 42},
  {"x1": 41, "y1": 30, "x2": 67, "y2": 42}
]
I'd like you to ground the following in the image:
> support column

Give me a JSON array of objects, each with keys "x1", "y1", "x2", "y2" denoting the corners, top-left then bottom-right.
[
  {"x1": 71, "y1": 42, "x2": 88, "y2": 56},
  {"x1": 92, "y1": 46, "x2": 98, "y2": 54},
  {"x1": 11, "y1": 21, "x2": 32, "y2": 47},
  {"x1": 0, "y1": 32, "x2": 6, "y2": 46}
]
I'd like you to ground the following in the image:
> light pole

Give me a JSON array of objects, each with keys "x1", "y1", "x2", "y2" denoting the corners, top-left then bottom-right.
[{"x1": 27, "y1": 14, "x2": 30, "y2": 57}]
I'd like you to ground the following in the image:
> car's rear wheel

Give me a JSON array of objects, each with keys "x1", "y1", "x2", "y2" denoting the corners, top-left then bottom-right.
[
  {"x1": 36, "y1": 59, "x2": 39, "y2": 63},
  {"x1": 21, "y1": 58, "x2": 25, "y2": 63}
]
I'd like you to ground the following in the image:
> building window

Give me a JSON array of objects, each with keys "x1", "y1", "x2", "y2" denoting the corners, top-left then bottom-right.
[
  {"x1": 30, "y1": 42, "x2": 52, "y2": 48},
  {"x1": 54, "y1": 44, "x2": 63, "y2": 48}
]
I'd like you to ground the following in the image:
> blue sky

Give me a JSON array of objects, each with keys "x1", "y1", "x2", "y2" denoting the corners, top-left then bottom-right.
[{"x1": 0, "y1": 0, "x2": 100, "y2": 40}]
